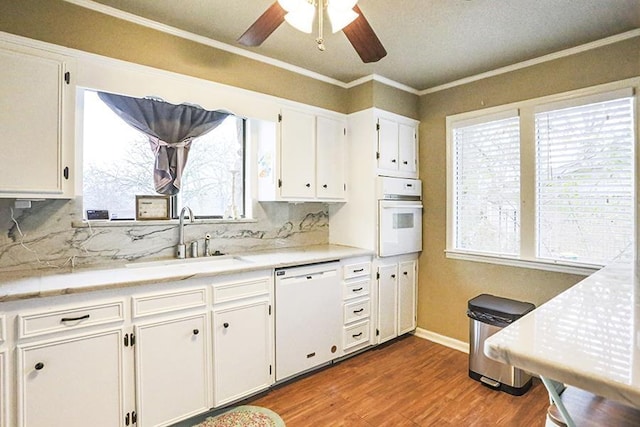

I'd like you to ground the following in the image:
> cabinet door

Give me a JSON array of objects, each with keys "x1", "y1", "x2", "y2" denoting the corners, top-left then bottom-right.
[
  {"x1": 316, "y1": 116, "x2": 346, "y2": 200},
  {"x1": 135, "y1": 314, "x2": 210, "y2": 427},
  {"x1": 0, "y1": 351, "x2": 5, "y2": 427},
  {"x1": 280, "y1": 108, "x2": 316, "y2": 199},
  {"x1": 398, "y1": 260, "x2": 417, "y2": 335},
  {"x1": 377, "y1": 264, "x2": 398, "y2": 343},
  {"x1": 0, "y1": 43, "x2": 72, "y2": 197},
  {"x1": 398, "y1": 123, "x2": 417, "y2": 175},
  {"x1": 213, "y1": 299, "x2": 271, "y2": 406},
  {"x1": 377, "y1": 117, "x2": 399, "y2": 173},
  {"x1": 17, "y1": 330, "x2": 124, "y2": 427}
]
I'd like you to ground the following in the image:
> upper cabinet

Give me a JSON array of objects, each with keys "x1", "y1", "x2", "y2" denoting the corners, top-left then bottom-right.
[
  {"x1": 258, "y1": 107, "x2": 347, "y2": 202},
  {"x1": 377, "y1": 113, "x2": 419, "y2": 179},
  {"x1": 0, "y1": 41, "x2": 75, "y2": 199}
]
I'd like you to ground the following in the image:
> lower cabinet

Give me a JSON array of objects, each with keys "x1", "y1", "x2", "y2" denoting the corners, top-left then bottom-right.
[
  {"x1": 0, "y1": 350, "x2": 6, "y2": 427},
  {"x1": 213, "y1": 299, "x2": 271, "y2": 406},
  {"x1": 135, "y1": 313, "x2": 210, "y2": 427},
  {"x1": 376, "y1": 256, "x2": 417, "y2": 344},
  {"x1": 17, "y1": 329, "x2": 124, "y2": 427}
]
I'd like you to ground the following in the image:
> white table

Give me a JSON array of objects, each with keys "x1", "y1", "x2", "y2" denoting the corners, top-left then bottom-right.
[{"x1": 485, "y1": 259, "x2": 640, "y2": 426}]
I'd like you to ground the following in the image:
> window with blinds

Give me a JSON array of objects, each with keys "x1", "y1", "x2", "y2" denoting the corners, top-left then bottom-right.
[
  {"x1": 535, "y1": 95, "x2": 635, "y2": 265},
  {"x1": 452, "y1": 113, "x2": 521, "y2": 255}
]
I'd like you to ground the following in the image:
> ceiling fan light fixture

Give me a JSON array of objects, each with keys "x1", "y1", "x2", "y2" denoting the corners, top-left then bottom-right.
[
  {"x1": 277, "y1": 0, "x2": 306, "y2": 13},
  {"x1": 327, "y1": 6, "x2": 358, "y2": 33},
  {"x1": 284, "y1": 3, "x2": 316, "y2": 33}
]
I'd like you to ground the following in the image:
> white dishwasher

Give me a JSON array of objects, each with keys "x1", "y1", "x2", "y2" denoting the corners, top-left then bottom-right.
[{"x1": 275, "y1": 262, "x2": 342, "y2": 381}]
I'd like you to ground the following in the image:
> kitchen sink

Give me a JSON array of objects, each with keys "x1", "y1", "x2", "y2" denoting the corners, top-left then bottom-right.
[{"x1": 125, "y1": 254, "x2": 253, "y2": 269}]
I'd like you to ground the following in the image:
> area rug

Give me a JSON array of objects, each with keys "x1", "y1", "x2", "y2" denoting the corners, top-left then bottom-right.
[{"x1": 193, "y1": 405, "x2": 285, "y2": 427}]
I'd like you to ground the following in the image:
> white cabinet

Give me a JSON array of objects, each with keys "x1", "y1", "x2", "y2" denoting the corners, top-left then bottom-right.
[
  {"x1": 316, "y1": 115, "x2": 347, "y2": 200},
  {"x1": 376, "y1": 256, "x2": 417, "y2": 344},
  {"x1": 341, "y1": 258, "x2": 373, "y2": 355},
  {"x1": 377, "y1": 115, "x2": 418, "y2": 178},
  {"x1": 0, "y1": 41, "x2": 74, "y2": 198},
  {"x1": 0, "y1": 350, "x2": 5, "y2": 427},
  {"x1": 279, "y1": 108, "x2": 316, "y2": 199},
  {"x1": 258, "y1": 107, "x2": 347, "y2": 202},
  {"x1": 17, "y1": 329, "x2": 124, "y2": 427},
  {"x1": 212, "y1": 272, "x2": 273, "y2": 407},
  {"x1": 135, "y1": 313, "x2": 210, "y2": 427}
]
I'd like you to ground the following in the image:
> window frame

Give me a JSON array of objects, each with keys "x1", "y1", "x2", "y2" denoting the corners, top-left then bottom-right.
[{"x1": 446, "y1": 78, "x2": 639, "y2": 275}]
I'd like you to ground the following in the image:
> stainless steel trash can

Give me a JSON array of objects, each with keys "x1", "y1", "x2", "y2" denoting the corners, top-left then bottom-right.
[{"x1": 467, "y1": 294, "x2": 535, "y2": 396}]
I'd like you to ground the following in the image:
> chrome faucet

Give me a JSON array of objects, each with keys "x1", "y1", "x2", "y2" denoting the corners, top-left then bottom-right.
[{"x1": 176, "y1": 206, "x2": 194, "y2": 259}]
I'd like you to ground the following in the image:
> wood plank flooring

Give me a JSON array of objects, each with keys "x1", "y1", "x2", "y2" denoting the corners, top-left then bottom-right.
[{"x1": 182, "y1": 335, "x2": 550, "y2": 426}]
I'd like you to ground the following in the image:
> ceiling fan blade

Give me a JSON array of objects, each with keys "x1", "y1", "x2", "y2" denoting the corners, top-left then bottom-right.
[
  {"x1": 342, "y1": 5, "x2": 387, "y2": 63},
  {"x1": 237, "y1": 2, "x2": 286, "y2": 47}
]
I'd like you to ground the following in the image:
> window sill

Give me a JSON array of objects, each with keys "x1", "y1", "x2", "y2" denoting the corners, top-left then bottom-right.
[
  {"x1": 445, "y1": 250, "x2": 601, "y2": 276},
  {"x1": 72, "y1": 218, "x2": 258, "y2": 228}
]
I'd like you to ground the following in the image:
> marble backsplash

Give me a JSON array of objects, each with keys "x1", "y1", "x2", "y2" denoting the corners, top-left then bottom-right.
[{"x1": 0, "y1": 198, "x2": 329, "y2": 281}]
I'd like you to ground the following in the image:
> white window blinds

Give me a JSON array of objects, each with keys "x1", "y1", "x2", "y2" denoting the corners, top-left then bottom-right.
[
  {"x1": 452, "y1": 113, "x2": 521, "y2": 255},
  {"x1": 535, "y1": 94, "x2": 634, "y2": 265}
]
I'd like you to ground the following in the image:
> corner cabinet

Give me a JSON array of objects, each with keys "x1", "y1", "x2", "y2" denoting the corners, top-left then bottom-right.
[
  {"x1": 258, "y1": 107, "x2": 347, "y2": 202},
  {"x1": 0, "y1": 40, "x2": 75, "y2": 199}
]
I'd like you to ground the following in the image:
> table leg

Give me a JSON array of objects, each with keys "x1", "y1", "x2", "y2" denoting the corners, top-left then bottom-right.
[{"x1": 540, "y1": 376, "x2": 576, "y2": 427}]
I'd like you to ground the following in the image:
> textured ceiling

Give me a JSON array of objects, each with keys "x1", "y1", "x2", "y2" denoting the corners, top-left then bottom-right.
[{"x1": 88, "y1": 0, "x2": 640, "y2": 90}]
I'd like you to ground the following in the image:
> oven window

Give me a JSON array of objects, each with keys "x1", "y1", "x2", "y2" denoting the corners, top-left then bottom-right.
[{"x1": 393, "y1": 213, "x2": 414, "y2": 229}]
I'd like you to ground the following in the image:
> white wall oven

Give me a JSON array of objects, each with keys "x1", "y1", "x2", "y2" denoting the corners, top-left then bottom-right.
[{"x1": 377, "y1": 177, "x2": 423, "y2": 257}]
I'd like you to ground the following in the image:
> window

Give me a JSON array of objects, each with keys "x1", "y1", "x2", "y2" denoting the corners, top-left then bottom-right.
[
  {"x1": 452, "y1": 112, "x2": 520, "y2": 256},
  {"x1": 447, "y1": 85, "x2": 636, "y2": 271},
  {"x1": 82, "y1": 90, "x2": 246, "y2": 220}
]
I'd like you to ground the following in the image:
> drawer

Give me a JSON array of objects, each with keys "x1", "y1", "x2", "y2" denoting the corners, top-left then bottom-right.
[
  {"x1": 213, "y1": 277, "x2": 270, "y2": 304},
  {"x1": 343, "y1": 298, "x2": 370, "y2": 324},
  {"x1": 343, "y1": 279, "x2": 370, "y2": 300},
  {"x1": 132, "y1": 287, "x2": 207, "y2": 319},
  {"x1": 343, "y1": 262, "x2": 371, "y2": 280},
  {"x1": 343, "y1": 320, "x2": 370, "y2": 350},
  {"x1": 18, "y1": 301, "x2": 125, "y2": 339}
]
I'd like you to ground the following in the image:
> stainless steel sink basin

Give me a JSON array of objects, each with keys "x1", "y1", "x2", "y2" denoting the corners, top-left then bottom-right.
[{"x1": 125, "y1": 255, "x2": 253, "y2": 269}]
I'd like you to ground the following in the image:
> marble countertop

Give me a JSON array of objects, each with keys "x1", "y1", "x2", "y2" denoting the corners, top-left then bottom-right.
[
  {"x1": 485, "y1": 260, "x2": 640, "y2": 408},
  {"x1": 0, "y1": 244, "x2": 373, "y2": 302}
]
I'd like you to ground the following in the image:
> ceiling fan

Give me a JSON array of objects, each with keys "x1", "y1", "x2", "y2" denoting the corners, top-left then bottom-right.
[{"x1": 237, "y1": 0, "x2": 387, "y2": 63}]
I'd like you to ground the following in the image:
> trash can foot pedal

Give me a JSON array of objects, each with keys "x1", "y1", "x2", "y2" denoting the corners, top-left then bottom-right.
[{"x1": 480, "y1": 376, "x2": 500, "y2": 388}]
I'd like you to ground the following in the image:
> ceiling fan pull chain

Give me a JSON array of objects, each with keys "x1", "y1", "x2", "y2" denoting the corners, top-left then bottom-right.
[{"x1": 316, "y1": 0, "x2": 326, "y2": 51}]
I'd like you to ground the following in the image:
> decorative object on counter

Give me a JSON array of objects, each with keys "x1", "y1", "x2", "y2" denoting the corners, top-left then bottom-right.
[
  {"x1": 135, "y1": 195, "x2": 171, "y2": 220},
  {"x1": 192, "y1": 405, "x2": 285, "y2": 427}
]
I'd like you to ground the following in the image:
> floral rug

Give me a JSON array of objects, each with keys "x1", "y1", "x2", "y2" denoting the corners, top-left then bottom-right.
[{"x1": 192, "y1": 405, "x2": 285, "y2": 427}]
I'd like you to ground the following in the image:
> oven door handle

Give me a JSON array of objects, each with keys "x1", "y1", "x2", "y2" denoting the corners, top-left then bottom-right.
[{"x1": 381, "y1": 204, "x2": 423, "y2": 209}]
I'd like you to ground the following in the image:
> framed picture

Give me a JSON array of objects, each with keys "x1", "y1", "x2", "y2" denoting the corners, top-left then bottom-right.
[{"x1": 135, "y1": 195, "x2": 171, "y2": 220}]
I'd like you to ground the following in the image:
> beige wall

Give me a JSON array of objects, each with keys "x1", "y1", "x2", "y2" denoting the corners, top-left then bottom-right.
[
  {"x1": 418, "y1": 36, "x2": 640, "y2": 342},
  {"x1": 347, "y1": 80, "x2": 419, "y2": 118}
]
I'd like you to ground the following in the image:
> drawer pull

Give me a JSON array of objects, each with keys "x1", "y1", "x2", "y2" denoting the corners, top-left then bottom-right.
[
  {"x1": 34, "y1": 362, "x2": 45, "y2": 371},
  {"x1": 352, "y1": 287, "x2": 363, "y2": 292},
  {"x1": 193, "y1": 329, "x2": 200, "y2": 335},
  {"x1": 306, "y1": 352, "x2": 316, "y2": 358},
  {"x1": 353, "y1": 268, "x2": 364, "y2": 273},
  {"x1": 353, "y1": 308, "x2": 364, "y2": 314},
  {"x1": 223, "y1": 322, "x2": 229, "y2": 328},
  {"x1": 352, "y1": 332, "x2": 363, "y2": 338},
  {"x1": 60, "y1": 314, "x2": 90, "y2": 323}
]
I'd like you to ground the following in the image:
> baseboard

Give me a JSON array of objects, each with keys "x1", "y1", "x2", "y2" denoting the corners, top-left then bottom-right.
[{"x1": 413, "y1": 328, "x2": 469, "y2": 354}]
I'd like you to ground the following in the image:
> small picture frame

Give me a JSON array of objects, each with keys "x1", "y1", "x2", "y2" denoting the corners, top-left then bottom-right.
[{"x1": 135, "y1": 195, "x2": 171, "y2": 220}]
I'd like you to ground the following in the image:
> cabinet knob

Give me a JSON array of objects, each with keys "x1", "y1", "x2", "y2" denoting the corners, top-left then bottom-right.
[
  {"x1": 193, "y1": 329, "x2": 200, "y2": 335},
  {"x1": 403, "y1": 271, "x2": 408, "y2": 275},
  {"x1": 223, "y1": 322, "x2": 229, "y2": 328},
  {"x1": 403, "y1": 160, "x2": 408, "y2": 165},
  {"x1": 34, "y1": 362, "x2": 45, "y2": 371},
  {"x1": 391, "y1": 274, "x2": 396, "y2": 279},
  {"x1": 305, "y1": 183, "x2": 311, "y2": 188},
  {"x1": 322, "y1": 184, "x2": 328, "y2": 188},
  {"x1": 391, "y1": 159, "x2": 397, "y2": 163}
]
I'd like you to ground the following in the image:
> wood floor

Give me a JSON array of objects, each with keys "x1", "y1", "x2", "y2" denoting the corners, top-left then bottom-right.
[{"x1": 184, "y1": 335, "x2": 550, "y2": 426}]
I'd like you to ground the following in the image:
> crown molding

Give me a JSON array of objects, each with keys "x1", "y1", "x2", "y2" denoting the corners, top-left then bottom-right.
[
  {"x1": 420, "y1": 28, "x2": 640, "y2": 95},
  {"x1": 346, "y1": 74, "x2": 421, "y2": 95}
]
